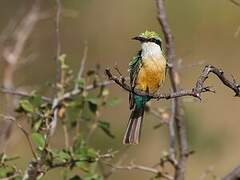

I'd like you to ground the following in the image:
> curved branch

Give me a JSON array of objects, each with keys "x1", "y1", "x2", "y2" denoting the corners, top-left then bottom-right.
[{"x1": 105, "y1": 65, "x2": 240, "y2": 100}]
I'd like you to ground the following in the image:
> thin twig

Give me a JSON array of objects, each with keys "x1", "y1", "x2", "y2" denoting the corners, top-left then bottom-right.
[
  {"x1": 52, "y1": 80, "x2": 113, "y2": 111},
  {"x1": 86, "y1": 111, "x2": 100, "y2": 142},
  {"x1": 0, "y1": 114, "x2": 38, "y2": 160},
  {"x1": 230, "y1": 0, "x2": 240, "y2": 6},
  {"x1": 101, "y1": 147, "x2": 131, "y2": 179},
  {"x1": 106, "y1": 64, "x2": 240, "y2": 99},
  {"x1": 49, "y1": 0, "x2": 62, "y2": 136},
  {"x1": 1, "y1": 172, "x2": 22, "y2": 180},
  {"x1": 74, "y1": 41, "x2": 88, "y2": 90},
  {"x1": 223, "y1": 165, "x2": 240, "y2": 180},
  {"x1": 104, "y1": 161, "x2": 173, "y2": 180},
  {"x1": 0, "y1": 88, "x2": 51, "y2": 102},
  {"x1": 55, "y1": 0, "x2": 62, "y2": 82},
  {"x1": 155, "y1": 1, "x2": 188, "y2": 179},
  {"x1": 62, "y1": 120, "x2": 69, "y2": 149}
]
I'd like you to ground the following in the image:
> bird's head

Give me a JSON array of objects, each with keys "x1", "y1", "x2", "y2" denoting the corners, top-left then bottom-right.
[{"x1": 132, "y1": 30, "x2": 162, "y2": 48}]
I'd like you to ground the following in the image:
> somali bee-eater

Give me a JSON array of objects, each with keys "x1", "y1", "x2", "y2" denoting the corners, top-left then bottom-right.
[{"x1": 123, "y1": 31, "x2": 167, "y2": 144}]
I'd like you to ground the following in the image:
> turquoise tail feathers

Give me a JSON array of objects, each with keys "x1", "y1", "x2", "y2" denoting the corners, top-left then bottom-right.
[{"x1": 123, "y1": 95, "x2": 149, "y2": 144}]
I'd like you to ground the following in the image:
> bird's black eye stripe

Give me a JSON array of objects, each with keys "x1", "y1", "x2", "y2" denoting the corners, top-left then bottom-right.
[
  {"x1": 156, "y1": 39, "x2": 162, "y2": 47},
  {"x1": 149, "y1": 38, "x2": 162, "y2": 47}
]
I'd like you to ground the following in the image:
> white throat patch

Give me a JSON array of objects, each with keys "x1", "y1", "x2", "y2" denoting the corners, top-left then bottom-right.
[{"x1": 141, "y1": 42, "x2": 162, "y2": 59}]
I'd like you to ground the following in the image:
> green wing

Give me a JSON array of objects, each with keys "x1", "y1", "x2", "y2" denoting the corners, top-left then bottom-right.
[{"x1": 128, "y1": 50, "x2": 142, "y2": 110}]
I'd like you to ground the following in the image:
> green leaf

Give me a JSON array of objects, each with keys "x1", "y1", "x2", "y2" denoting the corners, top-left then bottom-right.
[
  {"x1": 31, "y1": 132, "x2": 45, "y2": 150},
  {"x1": 19, "y1": 100, "x2": 34, "y2": 113},
  {"x1": 106, "y1": 97, "x2": 120, "y2": 107},
  {"x1": 53, "y1": 150, "x2": 71, "y2": 162},
  {"x1": 98, "y1": 120, "x2": 115, "y2": 138},
  {"x1": 88, "y1": 102, "x2": 97, "y2": 113},
  {"x1": 75, "y1": 161, "x2": 89, "y2": 172},
  {"x1": 81, "y1": 102, "x2": 93, "y2": 121},
  {"x1": 86, "y1": 97, "x2": 99, "y2": 113},
  {"x1": 76, "y1": 78, "x2": 85, "y2": 89},
  {"x1": 65, "y1": 100, "x2": 83, "y2": 127},
  {"x1": 73, "y1": 137, "x2": 85, "y2": 154},
  {"x1": 86, "y1": 97, "x2": 98, "y2": 105},
  {"x1": 83, "y1": 173, "x2": 102, "y2": 180},
  {"x1": 33, "y1": 120, "x2": 42, "y2": 132},
  {"x1": 29, "y1": 95, "x2": 43, "y2": 108},
  {"x1": 73, "y1": 138, "x2": 97, "y2": 161},
  {"x1": 0, "y1": 166, "x2": 16, "y2": 178}
]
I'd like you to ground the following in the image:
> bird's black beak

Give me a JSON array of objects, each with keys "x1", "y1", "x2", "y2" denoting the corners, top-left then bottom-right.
[{"x1": 132, "y1": 36, "x2": 143, "y2": 41}]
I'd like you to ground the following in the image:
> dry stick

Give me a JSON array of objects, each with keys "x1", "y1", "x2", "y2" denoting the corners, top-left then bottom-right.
[
  {"x1": 54, "y1": 0, "x2": 70, "y2": 150},
  {"x1": 148, "y1": 107, "x2": 169, "y2": 125},
  {"x1": 230, "y1": 0, "x2": 240, "y2": 6},
  {"x1": 62, "y1": 120, "x2": 69, "y2": 148},
  {"x1": 1, "y1": 72, "x2": 113, "y2": 118},
  {"x1": 87, "y1": 110, "x2": 100, "y2": 142},
  {"x1": 223, "y1": 165, "x2": 240, "y2": 180},
  {"x1": 101, "y1": 147, "x2": 131, "y2": 179},
  {"x1": 74, "y1": 41, "x2": 88, "y2": 90},
  {"x1": 50, "y1": 0, "x2": 62, "y2": 136},
  {"x1": 0, "y1": 114, "x2": 37, "y2": 160},
  {"x1": 155, "y1": 1, "x2": 188, "y2": 179},
  {"x1": 0, "y1": 88, "x2": 52, "y2": 102},
  {"x1": 106, "y1": 64, "x2": 240, "y2": 99},
  {"x1": 0, "y1": 0, "x2": 40, "y2": 153},
  {"x1": 55, "y1": 0, "x2": 62, "y2": 82},
  {"x1": 52, "y1": 80, "x2": 113, "y2": 111},
  {"x1": 74, "y1": 42, "x2": 88, "y2": 136},
  {"x1": 0, "y1": 80, "x2": 113, "y2": 112},
  {"x1": 104, "y1": 161, "x2": 173, "y2": 180}
]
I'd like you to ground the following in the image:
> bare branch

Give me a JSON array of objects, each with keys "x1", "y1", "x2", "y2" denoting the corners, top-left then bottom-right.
[
  {"x1": 0, "y1": 114, "x2": 37, "y2": 160},
  {"x1": 104, "y1": 161, "x2": 173, "y2": 180},
  {"x1": 55, "y1": 0, "x2": 62, "y2": 82},
  {"x1": 230, "y1": 0, "x2": 240, "y2": 6},
  {"x1": 74, "y1": 41, "x2": 88, "y2": 90},
  {"x1": 155, "y1": 1, "x2": 188, "y2": 176},
  {"x1": 0, "y1": 0, "x2": 40, "y2": 153},
  {"x1": 1, "y1": 79, "x2": 113, "y2": 109},
  {"x1": 194, "y1": 65, "x2": 240, "y2": 97},
  {"x1": 52, "y1": 80, "x2": 113, "y2": 111},
  {"x1": 49, "y1": 0, "x2": 63, "y2": 136},
  {"x1": 105, "y1": 67, "x2": 215, "y2": 100},
  {"x1": 223, "y1": 165, "x2": 240, "y2": 180},
  {"x1": 0, "y1": 87, "x2": 51, "y2": 102}
]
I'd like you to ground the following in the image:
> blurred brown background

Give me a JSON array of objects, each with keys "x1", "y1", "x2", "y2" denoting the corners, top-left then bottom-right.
[{"x1": 0, "y1": 0, "x2": 240, "y2": 179}]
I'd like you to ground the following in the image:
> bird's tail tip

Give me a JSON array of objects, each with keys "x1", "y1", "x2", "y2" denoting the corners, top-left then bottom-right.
[{"x1": 123, "y1": 107, "x2": 144, "y2": 145}]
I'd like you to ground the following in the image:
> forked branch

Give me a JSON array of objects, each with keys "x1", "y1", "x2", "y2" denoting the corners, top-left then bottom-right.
[{"x1": 105, "y1": 65, "x2": 240, "y2": 101}]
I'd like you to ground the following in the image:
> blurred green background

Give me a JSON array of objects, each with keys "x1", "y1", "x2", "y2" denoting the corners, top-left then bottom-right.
[{"x1": 1, "y1": 0, "x2": 240, "y2": 179}]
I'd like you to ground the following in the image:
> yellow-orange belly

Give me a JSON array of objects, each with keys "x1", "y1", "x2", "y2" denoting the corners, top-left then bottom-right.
[{"x1": 136, "y1": 57, "x2": 166, "y2": 93}]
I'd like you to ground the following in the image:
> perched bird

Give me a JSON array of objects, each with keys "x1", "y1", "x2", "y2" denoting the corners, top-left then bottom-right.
[{"x1": 123, "y1": 31, "x2": 167, "y2": 144}]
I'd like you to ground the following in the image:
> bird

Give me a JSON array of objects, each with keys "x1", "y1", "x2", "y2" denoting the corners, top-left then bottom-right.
[{"x1": 123, "y1": 31, "x2": 167, "y2": 144}]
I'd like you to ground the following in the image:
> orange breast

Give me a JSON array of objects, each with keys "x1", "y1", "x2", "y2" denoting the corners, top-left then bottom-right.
[{"x1": 136, "y1": 56, "x2": 166, "y2": 93}]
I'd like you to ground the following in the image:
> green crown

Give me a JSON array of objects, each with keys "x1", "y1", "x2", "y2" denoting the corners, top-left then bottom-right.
[{"x1": 139, "y1": 30, "x2": 162, "y2": 41}]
